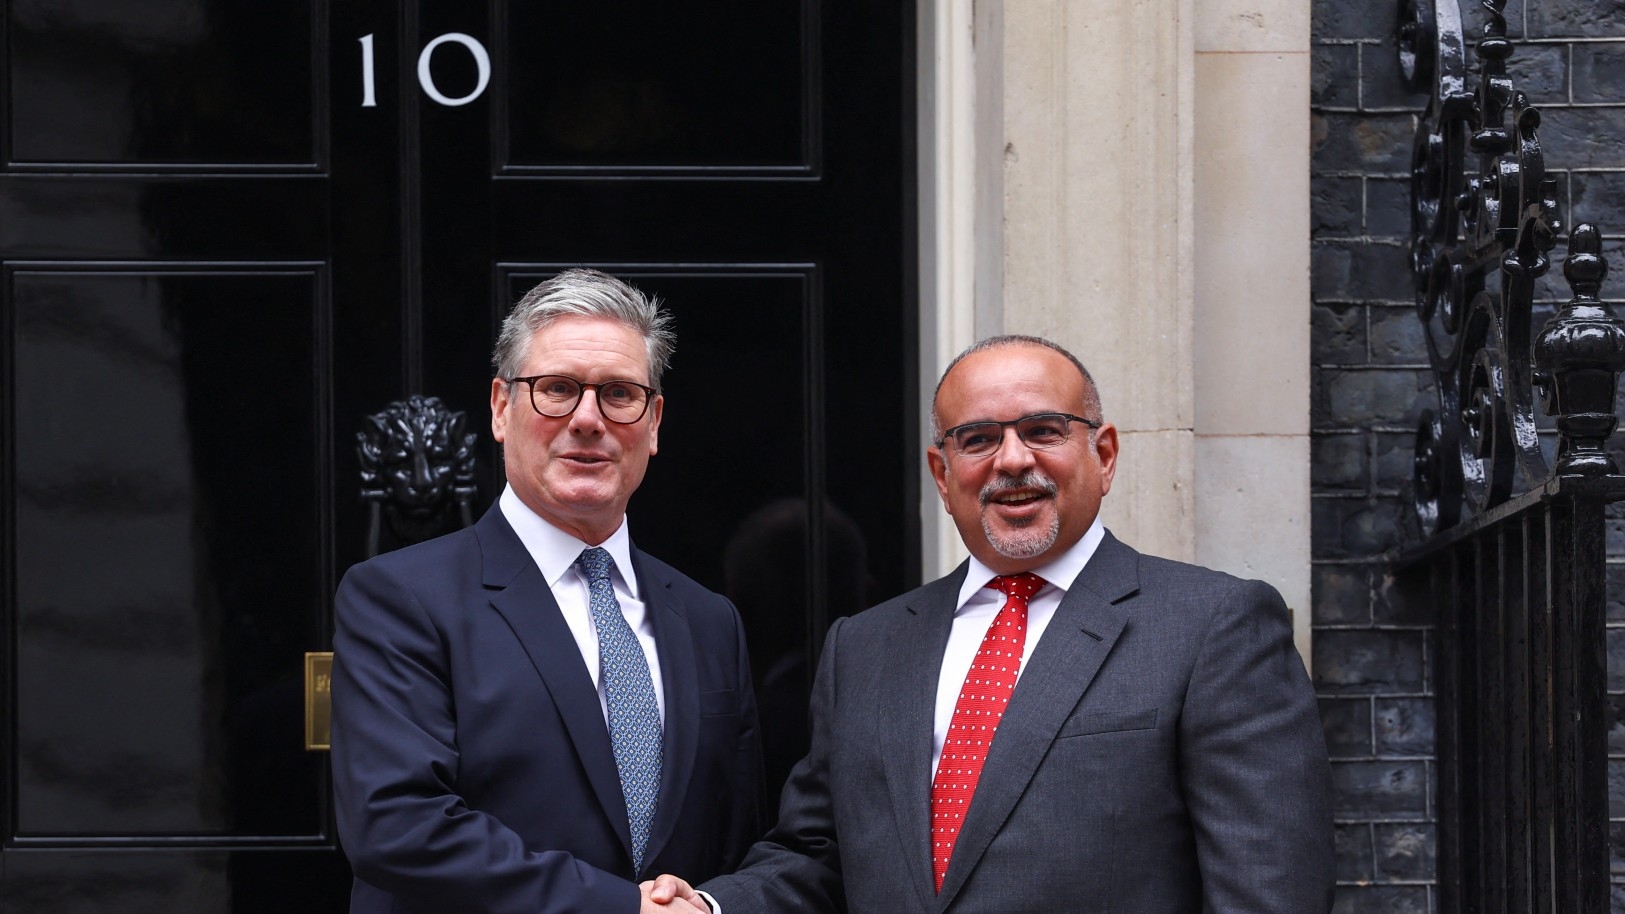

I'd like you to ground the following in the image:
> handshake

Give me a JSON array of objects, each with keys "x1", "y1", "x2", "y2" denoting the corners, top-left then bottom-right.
[{"x1": 639, "y1": 875, "x2": 706, "y2": 914}]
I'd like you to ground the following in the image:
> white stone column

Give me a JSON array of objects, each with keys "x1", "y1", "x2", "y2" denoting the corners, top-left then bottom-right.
[
  {"x1": 918, "y1": 0, "x2": 1312, "y2": 666},
  {"x1": 961, "y1": 0, "x2": 1199, "y2": 567},
  {"x1": 1004, "y1": 0, "x2": 1196, "y2": 567},
  {"x1": 1192, "y1": 0, "x2": 1313, "y2": 660}
]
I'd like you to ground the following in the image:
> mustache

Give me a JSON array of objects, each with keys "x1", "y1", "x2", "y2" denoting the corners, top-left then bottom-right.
[{"x1": 979, "y1": 471, "x2": 1058, "y2": 508}]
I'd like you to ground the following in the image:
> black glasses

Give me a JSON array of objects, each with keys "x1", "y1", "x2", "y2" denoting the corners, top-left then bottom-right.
[
  {"x1": 506, "y1": 375, "x2": 657, "y2": 424},
  {"x1": 936, "y1": 412, "x2": 1100, "y2": 458}
]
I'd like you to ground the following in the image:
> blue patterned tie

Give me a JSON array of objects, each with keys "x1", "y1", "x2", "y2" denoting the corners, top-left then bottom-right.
[{"x1": 576, "y1": 547, "x2": 662, "y2": 873}]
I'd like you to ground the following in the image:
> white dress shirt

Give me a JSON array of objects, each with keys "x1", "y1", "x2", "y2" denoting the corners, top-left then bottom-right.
[
  {"x1": 931, "y1": 517, "x2": 1106, "y2": 773},
  {"x1": 498, "y1": 484, "x2": 666, "y2": 725}
]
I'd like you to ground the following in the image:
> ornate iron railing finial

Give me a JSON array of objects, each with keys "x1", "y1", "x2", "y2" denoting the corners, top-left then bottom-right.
[
  {"x1": 1533, "y1": 225, "x2": 1625, "y2": 476},
  {"x1": 1401, "y1": 0, "x2": 1623, "y2": 538}
]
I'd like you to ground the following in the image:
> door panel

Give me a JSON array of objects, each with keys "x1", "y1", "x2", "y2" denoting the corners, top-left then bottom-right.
[
  {"x1": 11, "y1": 267, "x2": 329, "y2": 839},
  {"x1": 2, "y1": 0, "x2": 912, "y2": 908},
  {"x1": 3, "y1": 0, "x2": 349, "y2": 908},
  {"x1": 501, "y1": 3, "x2": 809, "y2": 170},
  {"x1": 8, "y1": 0, "x2": 321, "y2": 167}
]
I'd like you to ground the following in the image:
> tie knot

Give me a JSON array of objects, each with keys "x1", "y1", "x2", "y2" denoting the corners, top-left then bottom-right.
[
  {"x1": 576, "y1": 546, "x2": 614, "y2": 584},
  {"x1": 986, "y1": 572, "x2": 1045, "y2": 600}
]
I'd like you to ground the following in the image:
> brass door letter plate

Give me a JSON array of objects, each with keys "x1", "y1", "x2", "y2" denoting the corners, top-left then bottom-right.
[{"x1": 305, "y1": 651, "x2": 334, "y2": 751}]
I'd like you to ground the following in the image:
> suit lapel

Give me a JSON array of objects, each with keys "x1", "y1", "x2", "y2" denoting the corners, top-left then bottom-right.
[
  {"x1": 635, "y1": 549, "x2": 698, "y2": 875},
  {"x1": 880, "y1": 566, "x2": 966, "y2": 914},
  {"x1": 935, "y1": 534, "x2": 1141, "y2": 910},
  {"x1": 477, "y1": 509, "x2": 636, "y2": 865}
]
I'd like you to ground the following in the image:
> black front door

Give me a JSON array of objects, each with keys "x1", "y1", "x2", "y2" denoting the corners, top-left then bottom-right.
[{"x1": 1, "y1": 1, "x2": 911, "y2": 910}]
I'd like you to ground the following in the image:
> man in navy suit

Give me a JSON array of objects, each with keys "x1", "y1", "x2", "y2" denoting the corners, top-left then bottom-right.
[
  {"x1": 333, "y1": 269, "x2": 763, "y2": 914},
  {"x1": 651, "y1": 335, "x2": 1333, "y2": 913}
]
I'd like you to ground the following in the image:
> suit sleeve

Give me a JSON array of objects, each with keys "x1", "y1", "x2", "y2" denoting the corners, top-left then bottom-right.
[
  {"x1": 701, "y1": 617, "x2": 848, "y2": 914},
  {"x1": 1180, "y1": 578, "x2": 1335, "y2": 914},
  {"x1": 330, "y1": 559, "x2": 638, "y2": 914}
]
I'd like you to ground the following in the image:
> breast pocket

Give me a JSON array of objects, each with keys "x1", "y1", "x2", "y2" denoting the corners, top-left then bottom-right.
[
  {"x1": 1055, "y1": 707, "x2": 1157, "y2": 739},
  {"x1": 698, "y1": 688, "x2": 737, "y2": 718}
]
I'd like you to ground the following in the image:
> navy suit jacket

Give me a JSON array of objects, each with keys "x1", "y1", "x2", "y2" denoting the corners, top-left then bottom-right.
[
  {"x1": 331, "y1": 505, "x2": 764, "y2": 914},
  {"x1": 704, "y1": 532, "x2": 1334, "y2": 914}
]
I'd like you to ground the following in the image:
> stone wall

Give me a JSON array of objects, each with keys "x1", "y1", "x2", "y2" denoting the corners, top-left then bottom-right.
[{"x1": 1310, "y1": 0, "x2": 1625, "y2": 911}]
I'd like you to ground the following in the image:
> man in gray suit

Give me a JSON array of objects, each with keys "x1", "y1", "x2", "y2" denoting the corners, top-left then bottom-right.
[{"x1": 650, "y1": 334, "x2": 1334, "y2": 913}]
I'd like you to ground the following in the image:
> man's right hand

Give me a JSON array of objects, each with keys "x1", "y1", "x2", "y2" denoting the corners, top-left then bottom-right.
[{"x1": 641, "y1": 875, "x2": 708, "y2": 912}]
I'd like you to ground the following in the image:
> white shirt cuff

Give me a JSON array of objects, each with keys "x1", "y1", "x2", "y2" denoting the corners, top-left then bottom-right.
[{"x1": 695, "y1": 889, "x2": 720, "y2": 914}]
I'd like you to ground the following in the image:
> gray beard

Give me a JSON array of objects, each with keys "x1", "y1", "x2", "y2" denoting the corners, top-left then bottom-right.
[
  {"x1": 978, "y1": 470, "x2": 1061, "y2": 559},
  {"x1": 982, "y1": 510, "x2": 1060, "y2": 559}
]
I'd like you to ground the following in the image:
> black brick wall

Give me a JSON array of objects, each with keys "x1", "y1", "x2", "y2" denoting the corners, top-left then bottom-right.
[{"x1": 1310, "y1": 1, "x2": 1625, "y2": 911}]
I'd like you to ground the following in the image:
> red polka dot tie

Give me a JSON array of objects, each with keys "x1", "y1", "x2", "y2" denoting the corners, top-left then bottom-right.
[{"x1": 929, "y1": 572, "x2": 1043, "y2": 893}]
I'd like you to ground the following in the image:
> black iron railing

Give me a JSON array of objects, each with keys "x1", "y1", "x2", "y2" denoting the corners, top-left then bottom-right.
[
  {"x1": 1395, "y1": 478, "x2": 1613, "y2": 912},
  {"x1": 1394, "y1": 0, "x2": 1625, "y2": 910}
]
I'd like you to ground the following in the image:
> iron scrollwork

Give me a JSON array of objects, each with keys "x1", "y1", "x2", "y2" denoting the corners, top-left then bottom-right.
[
  {"x1": 357, "y1": 395, "x2": 479, "y2": 557},
  {"x1": 1401, "y1": 0, "x2": 1625, "y2": 538}
]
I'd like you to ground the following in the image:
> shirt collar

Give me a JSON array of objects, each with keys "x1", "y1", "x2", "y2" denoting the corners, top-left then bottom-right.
[
  {"x1": 954, "y1": 516, "x2": 1106, "y2": 610},
  {"x1": 498, "y1": 484, "x2": 639, "y2": 597}
]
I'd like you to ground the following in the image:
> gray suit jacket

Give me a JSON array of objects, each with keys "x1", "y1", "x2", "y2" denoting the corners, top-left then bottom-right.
[{"x1": 703, "y1": 532, "x2": 1333, "y2": 914}]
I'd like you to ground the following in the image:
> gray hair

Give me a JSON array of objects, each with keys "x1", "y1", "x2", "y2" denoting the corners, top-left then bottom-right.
[
  {"x1": 492, "y1": 269, "x2": 677, "y2": 388},
  {"x1": 930, "y1": 335, "x2": 1103, "y2": 441}
]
